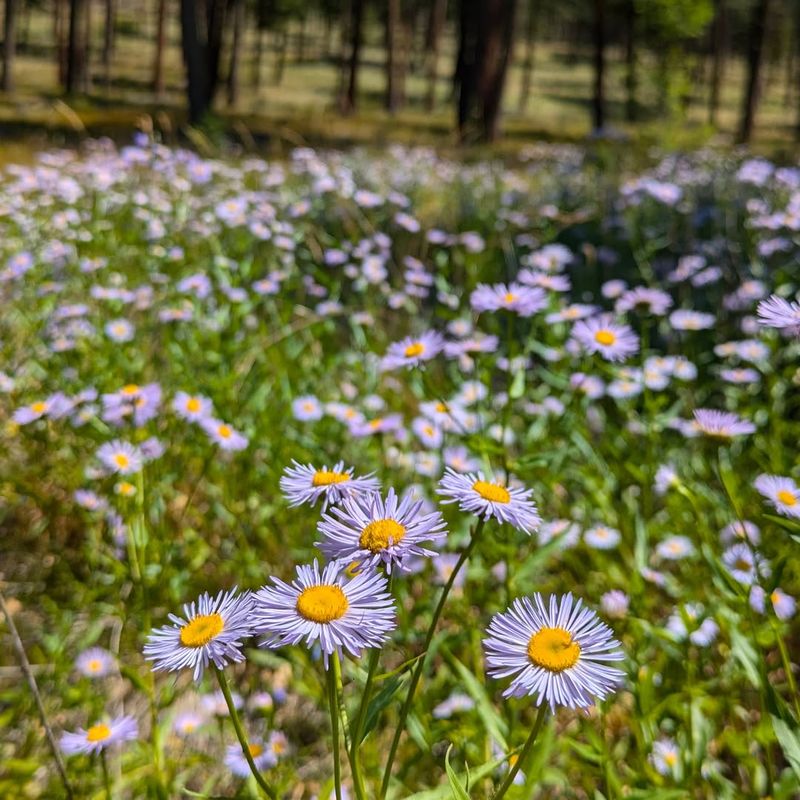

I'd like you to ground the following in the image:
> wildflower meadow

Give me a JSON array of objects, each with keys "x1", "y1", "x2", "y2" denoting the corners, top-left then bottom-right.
[{"x1": 1, "y1": 139, "x2": 799, "y2": 800}]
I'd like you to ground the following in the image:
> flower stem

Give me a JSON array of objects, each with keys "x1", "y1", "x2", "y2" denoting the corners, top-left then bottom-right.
[
  {"x1": 350, "y1": 648, "x2": 379, "y2": 800},
  {"x1": 379, "y1": 518, "x2": 485, "y2": 799},
  {"x1": 213, "y1": 665, "x2": 277, "y2": 800},
  {"x1": 774, "y1": 623, "x2": 800, "y2": 719},
  {"x1": 328, "y1": 653, "x2": 343, "y2": 800},
  {"x1": 100, "y1": 750, "x2": 111, "y2": 800},
  {"x1": 493, "y1": 704, "x2": 548, "y2": 800}
]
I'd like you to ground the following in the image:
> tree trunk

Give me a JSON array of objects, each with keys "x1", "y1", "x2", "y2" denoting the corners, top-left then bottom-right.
[
  {"x1": 103, "y1": 0, "x2": 116, "y2": 89},
  {"x1": 2, "y1": 0, "x2": 18, "y2": 92},
  {"x1": 66, "y1": 0, "x2": 88, "y2": 94},
  {"x1": 623, "y1": 0, "x2": 636, "y2": 122},
  {"x1": 739, "y1": 0, "x2": 770, "y2": 143},
  {"x1": 180, "y1": 0, "x2": 210, "y2": 123},
  {"x1": 153, "y1": 0, "x2": 167, "y2": 97},
  {"x1": 252, "y1": 27, "x2": 264, "y2": 90},
  {"x1": 296, "y1": 13, "x2": 306, "y2": 62},
  {"x1": 226, "y1": 0, "x2": 244, "y2": 106},
  {"x1": 83, "y1": 0, "x2": 92, "y2": 92},
  {"x1": 424, "y1": 0, "x2": 446, "y2": 111},
  {"x1": 708, "y1": 0, "x2": 725, "y2": 125},
  {"x1": 273, "y1": 29, "x2": 287, "y2": 85},
  {"x1": 478, "y1": 0, "x2": 516, "y2": 141},
  {"x1": 517, "y1": 0, "x2": 538, "y2": 113},
  {"x1": 455, "y1": 0, "x2": 479, "y2": 138},
  {"x1": 56, "y1": 0, "x2": 68, "y2": 87},
  {"x1": 386, "y1": 0, "x2": 400, "y2": 112},
  {"x1": 591, "y1": 0, "x2": 605, "y2": 131},
  {"x1": 341, "y1": 0, "x2": 364, "y2": 114}
]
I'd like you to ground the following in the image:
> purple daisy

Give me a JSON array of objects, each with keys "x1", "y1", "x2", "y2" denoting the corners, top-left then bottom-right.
[
  {"x1": 172, "y1": 391, "x2": 213, "y2": 422},
  {"x1": 200, "y1": 418, "x2": 248, "y2": 451},
  {"x1": 75, "y1": 647, "x2": 115, "y2": 678},
  {"x1": 483, "y1": 593, "x2": 625, "y2": 710},
  {"x1": 60, "y1": 715, "x2": 138, "y2": 755},
  {"x1": 692, "y1": 409, "x2": 755, "y2": 438},
  {"x1": 252, "y1": 560, "x2": 396, "y2": 667},
  {"x1": 572, "y1": 315, "x2": 639, "y2": 362},
  {"x1": 669, "y1": 310, "x2": 716, "y2": 331},
  {"x1": 753, "y1": 474, "x2": 800, "y2": 518},
  {"x1": 756, "y1": 294, "x2": 800, "y2": 335},
  {"x1": 469, "y1": 283, "x2": 547, "y2": 317},
  {"x1": 437, "y1": 468, "x2": 541, "y2": 533},
  {"x1": 144, "y1": 587, "x2": 254, "y2": 681},
  {"x1": 96, "y1": 439, "x2": 143, "y2": 475},
  {"x1": 316, "y1": 487, "x2": 447, "y2": 573},
  {"x1": 225, "y1": 740, "x2": 277, "y2": 777},
  {"x1": 279, "y1": 460, "x2": 380, "y2": 510},
  {"x1": 615, "y1": 286, "x2": 673, "y2": 316},
  {"x1": 380, "y1": 331, "x2": 445, "y2": 371}
]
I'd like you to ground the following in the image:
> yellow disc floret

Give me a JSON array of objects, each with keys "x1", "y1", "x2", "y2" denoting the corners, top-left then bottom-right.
[
  {"x1": 404, "y1": 342, "x2": 425, "y2": 358},
  {"x1": 312, "y1": 470, "x2": 350, "y2": 487},
  {"x1": 359, "y1": 519, "x2": 406, "y2": 553},
  {"x1": 594, "y1": 329, "x2": 617, "y2": 346},
  {"x1": 180, "y1": 613, "x2": 225, "y2": 648},
  {"x1": 296, "y1": 585, "x2": 349, "y2": 623},
  {"x1": 86, "y1": 723, "x2": 111, "y2": 742},
  {"x1": 472, "y1": 480, "x2": 511, "y2": 504},
  {"x1": 527, "y1": 627, "x2": 581, "y2": 672}
]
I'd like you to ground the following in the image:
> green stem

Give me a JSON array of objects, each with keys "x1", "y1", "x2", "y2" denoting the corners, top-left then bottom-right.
[
  {"x1": 100, "y1": 750, "x2": 111, "y2": 800},
  {"x1": 493, "y1": 705, "x2": 548, "y2": 800},
  {"x1": 379, "y1": 518, "x2": 485, "y2": 799},
  {"x1": 350, "y1": 648, "x2": 379, "y2": 800},
  {"x1": 329, "y1": 653, "x2": 343, "y2": 800},
  {"x1": 213, "y1": 666, "x2": 277, "y2": 800},
  {"x1": 774, "y1": 624, "x2": 800, "y2": 720}
]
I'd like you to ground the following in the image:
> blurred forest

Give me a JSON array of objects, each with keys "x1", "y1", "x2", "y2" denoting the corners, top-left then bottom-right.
[{"x1": 0, "y1": 0, "x2": 797, "y2": 150}]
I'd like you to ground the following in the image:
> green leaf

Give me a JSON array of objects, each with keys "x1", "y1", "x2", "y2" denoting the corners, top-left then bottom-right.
[
  {"x1": 771, "y1": 715, "x2": 800, "y2": 782},
  {"x1": 359, "y1": 675, "x2": 406, "y2": 744},
  {"x1": 509, "y1": 369, "x2": 525, "y2": 400},
  {"x1": 727, "y1": 625, "x2": 760, "y2": 688},
  {"x1": 445, "y1": 745, "x2": 471, "y2": 800}
]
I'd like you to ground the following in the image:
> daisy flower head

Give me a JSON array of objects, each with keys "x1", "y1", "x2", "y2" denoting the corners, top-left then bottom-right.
[
  {"x1": 572, "y1": 314, "x2": 639, "y2": 362},
  {"x1": 61, "y1": 715, "x2": 138, "y2": 755},
  {"x1": 483, "y1": 593, "x2": 625, "y2": 710},
  {"x1": 437, "y1": 468, "x2": 541, "y2": 533},
  {"x1": 600, "y1": 590, "x2": 629, "y2": 619},
  {"x1": 97, "y1": 439, "x2": 143, "y2": 475},
  {"x1": 654, "y1": 463, "x2": 679, "y2": 495},
  {"x1": 651, "y1": 738, "x2": 681, "y2": 776},
  {"x1": 753, "y1": 474, "x2": 800, "y2": 518},
  {"x1": 280, "y1": 460, "x2": 380, "y2": 510},
  {"x1": 173, "y1": 711, "x2": 205, "y2": 737},
  {"x1": 380, "y1": 330, "x2": 445, "y2": 371},
  {"x1": 75, "y1": 647, "x2": 115, "y2": 678},
  {"x1": 316, "y1": 487, "x2": 447, "y2": 573},
  {"x1": 656, "y1": 535, "x2": 695, "y2": 561},
  {"x1": 692, "y1": 409, "x2": 755, "y2": 438},
  {"x1": 433, "y1": 692, "x2": 475, "y2": 719},
  {"x1": 172, "y1": 391, "x2": 213, "y2": 422},
  {"x1": 722, "y1": 543, "x2": 768, "y2": 586},
  {"x1": 666, "y1": 604, "x2": 719, "y2": 646},
  {"x1": 669, "y1": 310, "x2": 715, "y2": 331},
  {"x1": 12, "y1": 399, "x2": 51, "y2": 425},
  {"x1": 200, "y1": 418, "x2": 248, "y2": 451},
  {"x1": 756, "y1": 294, "x2": 800, "y2": 334},
  {"x1": 584, "y1": 525, "x2": 621, "y2": 550},
  {"x1": 105, "y1": 318, "x2": 135, "y2": 342},
  {"x1": 615, "y1": 286, "x2": 673, "y2": 316},
  {"x1": 144, "y1": 587, "x2": 254, "y2": 681},
  {"x1": 253, "y1": 560, "x2": 396, "y2": 667},
  {"x1": 292, "y1": 395, "x2": 324, "y2": 421},
  {"x1": 225, "y1": 739, "x2": 276, "y2": 777},
  {"x1": 750, "y1": 586, "x2": 797, "y2": 620},
  {"x1": 469, "y1": 282, "x2": 547, "y2": 317},
  {"x1": 720, "y1": 520, "x2": 761, "y2": 545}
]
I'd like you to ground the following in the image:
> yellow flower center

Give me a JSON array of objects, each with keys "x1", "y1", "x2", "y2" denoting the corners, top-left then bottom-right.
[
  {"x1": 186, "y1": 397, "x2": 201, "y2": 413},
  {"x1": 527, "y1": 627, "x2": 581, "y2": 672},
  {"x1": 359, "y1": 519, "x2": 406, "y2": 553},
  {"x1": 249, "y1": 744, "x2": 264, "y2": 757},
  {"x1": 777, "y1": 489, "x2": 797, "y2": 506},
  {"x1": 770, "y1": 591, "x2": 780, "y2": 604},
  {"x1": 86, "y1": 723, "x2": 111, "y2": 742},
  {"x1": 734, "y1": 558, "x2": 750, "y2": 571},
  {"x1": 404, "y1": 342, "x2": 425, "y2": 358},
  {"x1": 664, "y1": 752, "x2": 677, "y2": 767},
  {"x1": 113, "y1": 453, "x2": 130, "y2": 469},
  {"x1": 121, "y1": 384, "x2": 139, "y2": 395},
  {"x1": 179, "y1": 613, "x2": 224, "y2": 648},
  {"x1": 217, "y1": 424, "x2": 232, "y2": 439},
  {"x1": 296, "y1": 585, "x2": 349, "y2": 623},
  {"x1": 435, "y1": 402, "x2": 448, "y2": 413},
  {"x1": 503, "y1": 292, "x2": 517, "y2": 304},
  {"x1": 117, "y1": 482, "x2": 135, "y2": 495},
  {"x1": 31, "y1": 401, "x2": 47, "y2": 413},
  {"x1": 88, "y1": 659, "x2": 102, "y2": 673},
  {"x1": 312, "y1": 470, "x2": 350, "y2": 487},
  {"x1": 594, "y1": 329, "x2": 616, "y2": 346},
  {"x1": 472, "y1": 480, "x2": 511, "y2": 504},
  {"x1": 369, "y1": 418, "x2": 383, "y2": 430},
  {"x1": 272, "y1": 740, "x2": 286, "y2": 754}
]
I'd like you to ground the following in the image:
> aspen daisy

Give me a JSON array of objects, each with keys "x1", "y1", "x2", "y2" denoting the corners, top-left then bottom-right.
[
  {"x1": 173, "y1": 391, "x2": 213, "y2": 422},
  {"x1": 252, "y1": 560, "x2": 396, "y2": 667},
  {"x1": 380, "y1": 330, "x2": 445, "y2": 370},
  {"x1": 75, "y1": 647, "x2": 115, "y2": 678},
  {"x1": 437, "y1": 468, "x2": 541, "y2": 533},
  {"x1": 144, "y1": 587, "x2": 254, "y2": 681},
  {"x1": 200, "y1": 418, "x2": 248, "y2": 451},
  {"x1": 753, "y1": 474, "x2": 800, "y2": 518},
  {"x1": 692, "y1": 409, "x2": 755, "y2": 438},
  {"x1": 280, "y1": 460, "x2": 380, "y2": 510},
  {"x1": 470, "y1": 282, "x2": 547, "y2": 317},
  {"x1": 756, "y1": 294, "x2": 800, "y2": 334},
  {"x1": 483, "y1": 593, "x2": 625, "y2": 710},
  {"x1": 60, "y1": 715, "x2": 138, "y2": 755},
  {"x1": 225, "y1": 740, "x2": 276, "y2": 777},
  {"x1": 96, "y1": 439, "x2": 143, "y2": 475},
  {"x1": 316, "y1": 486, "x2": 447, "y2": 573},
  {"x1": 572, "y1": 314, "x2": 639, "y2": 362}
]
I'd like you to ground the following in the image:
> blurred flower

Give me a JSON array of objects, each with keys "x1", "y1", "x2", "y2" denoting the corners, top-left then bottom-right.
[
  {"x1": 754, "y1": 474, "x2": 800, "y2": 518},
  {"x1": 572, "y1": 315, "x2": 639, "y2": 362},
  {"x1": 280, "y1": 461, "x2": 379, "y2": 510},
  {"x1": 75, "y1": 647, "x2": 115, "y2": 678},
  {"x1": 61, "y1": 715, "x2": 137, "y2": 755}
]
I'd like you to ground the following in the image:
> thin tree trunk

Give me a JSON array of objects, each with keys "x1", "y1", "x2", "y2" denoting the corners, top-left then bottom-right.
[
  {"x1": 153, "y1": 0, "x2": 167, "y2": 97},
  {"x1": 624, "y1": 0, "x2": 636, "y2": 122},
  {"x1": 386, "y1": 0, "x2": 400, "y2": 112},
  {"x1": 103, "y1": 0, "x2": 115, "y2": 90},
  {"x1": 252, "y1": 27, "x2": 264, "y2": 90},
  {"x1": 341, "y1": 0, "x2": 363, "y2": 114},
  {"x1": 478, "y1": 0, "x2": 516, "y2": 142},
  {"x1": 83, "y1": 0, "x2": 92, "y2": 92},
  {"x1": 2, "y1": 0, "x2": 19, "y2": 92},
  {"x1": 517, "y1": 0, "x2": 538, "y2": 113},
  {"x1": 708, "y1": 0, "x2": 725, "y2": 125},
  {"x1": 739, "y1": 0, "x2": 770, "y2": 143},
  {"x1": 226, "y1": 0, "x2": 243, "y2": 106},
  {"x1": 296, "y1": 13, "x2": 306, "y2": 62},
  {"x1": 66, "y1": 0, "x2": 88, "y2": 94},
  {"x1": 591, "y1": 0, "x2": 605, "y2": 131},
  {"x1": 180, "y1": 0, "x2": 209, "y2": 123},
  {"x1": 456, "y1": 0, "x2": 479, "y2": 140},
  {"x1": 273, "y1": 29, "x2": 287, "y2": 85},
  {"x1": 424, "y1": 0, "x2": 446, "y2": 111}
]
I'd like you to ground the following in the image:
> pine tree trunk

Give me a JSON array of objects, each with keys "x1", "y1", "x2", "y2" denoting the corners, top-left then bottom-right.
[
  {"x1": 273, "y1": 29, "x2": 287, "y2": 85},
  {"x1": 739, "y1": 0, "x2": 770, "y2": 143},
  {"x1": 517, "y1": 0, "x2": 538, "y2": 113},
  {"x1": 153, "y1": 0, "x2": 167, "y2": 97},
  {"x1": 592, "y1": 0, "x2": 605, "y2": 131},
  {"x1": 424, "y1": 0, "x2": 446, "y2": 111},
  {"x1": 386, "y1": 0, "x2": 400, "y2": 112},
  {"x1": 56, "y1": 0, "x2": 68, "y2": 87},
  {"x1": 82, "y1": 0, "x2": 92, "y2": 92},
  {"x1": 341, "y1": 0, "x2": 363, "y2": 114},
  {"x1": 624, "y1": 0, "x2": 636, "y2": 122},
  {"x1": 226, "y1": 0, "x2": 243, "y2": 106},
  {"x1": 102, "y1": 0, "x2": 115, "y2": 90},
  {"x1": 708, "y1": 0, "x2": 725, "y2": 125},
  {"x1": 66, "y1": 0, "x2": 88, "y2": 94},
  {"x1": 478, "y1": 0, "x2": 516, "y2": 142},
  {"x1": 2, "y1": 0, "x2": 19, "y2": 92},
  {"x1": 252, "y1": 27, "x2": 263, "y2": 90},
  {"x1": 179, "y1": 0, "x2": 210, "y2": 123}
]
